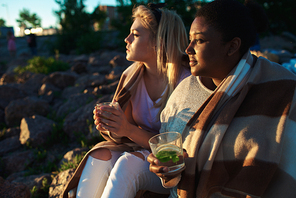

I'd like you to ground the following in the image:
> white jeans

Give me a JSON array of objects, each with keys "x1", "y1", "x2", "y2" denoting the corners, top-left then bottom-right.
[{"x1": 76, "y1": 149, "x2": 170, "y2": 198}]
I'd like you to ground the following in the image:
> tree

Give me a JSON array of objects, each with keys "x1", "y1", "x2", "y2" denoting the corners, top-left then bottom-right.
[
  {"x1": 0, "y1": 18, "x2": 5, "y2": 27},
  {"x1": 16, "y1": 8, "x2": 41, "y2": 28},
  {"x1": 254, "y1": 0, "x2": 296, "y2": 35},
  {"x1": 54, "y1": 0, "x2": 107, "y2": 54},
  {"x1": 91, "y1": 5, "x2": 107, "y2": 30}
]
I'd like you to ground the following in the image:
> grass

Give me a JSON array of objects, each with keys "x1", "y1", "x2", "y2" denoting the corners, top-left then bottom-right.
[
  {"x1": 59, "y1": 152, "x2": 87, "y2": 172},
  {"x1": 13, "y1": 56, "x2": 70, "y2": 75}
]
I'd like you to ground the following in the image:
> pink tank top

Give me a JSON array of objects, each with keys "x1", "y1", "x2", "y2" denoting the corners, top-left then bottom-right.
[{"x1": 130, "y1": 69, "x2": 191, "y2": 134}]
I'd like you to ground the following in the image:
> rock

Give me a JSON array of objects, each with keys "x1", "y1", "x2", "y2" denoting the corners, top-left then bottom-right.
[
  {"x1": 98, "y1": 80, "x2": 119, "y2": 95},
  {"x1": 0, "y1": 176, "x2": 30, "y2": 198},
  {"x1": 88, "y1": 55, "x2": 108, "y2": 67},
  {"x1": 0, "y1": 136, "x2": 22, "y2": 156},
  {"x1": 0, "y1": 72, "x2": 16, "y2": 84},
  {"x1": 1, "y1": 127, "x2": 20, "y2": 139},
  {"x1": 105, "y1": 68, "x2": 123, "y2": 81},
  {"x1": 75, "y1": 73, "x2": 106, "y2": 87},
  {"x1": 0, "y1": 108, "x2": 5, "y2": 124},
  {"x1": 11, "y1": 173, "x2": 52, "y2": 192},
  {"x1": 42, "y1": 71, "x2": 78, "y2": 89},
  {"x1": 49, "y1": 169, "x2": 75, "y2": 198},
  {"x1": 97, "y1": 65, "x2": 114, "y2": 75},
  {"x1": 100, "y1": 51, "x2": 123, "y2": 63},
  {"x1": 61, "y1": 85, "x2": 85, "y2": 99},
  {"x1": 109, "y1": 54, "x2": 132, "y2": 68},
  {"x1": 20, "y1": 73, "x2": 46, "y2": 95},
  {"x1": 38, "y1": 83, "x2": 62, "y2": 103},
  {"x1": 63, "y1": 100, "x2": 97, "y2": 139},
  {"x1": 56, "y1": 93, "x2": 96, "y2": 119},
  {"x1": 19, "y1": 115, "x2": 56, "y2": 147},
  {"x1": 6, "y1": 171, "x2": 30, "y2": 182},
  {"x1": 2, "y1": 150, "x2": 35, "y2": 175},
  {"x1": 0, "y1": 84, "x2": 27, "y2": 109},
  {"x1": 63, "y1": 95, "x2": 113, "y2": 139},
  {"x1": 59, "y1": 147, "x2": 88, "y2": 168},
  {"x1": 5, "y1": 96, "x2": 50, "y2": 127},
  {"x1": 5, "y1": 57, "x2": 29, "y2": 73},
  {"x1": 73, "y1": 54, "x2": 89, "y2": 63},
  {"x1": 38, "y1": 83, "x2": 61, "y2": 96},
  {"x1": 71, "y1": 62, "x2": 87, "y2": 74},
  {"x1": 88, "y1": 51, "x2": 121, "y2": 67}
]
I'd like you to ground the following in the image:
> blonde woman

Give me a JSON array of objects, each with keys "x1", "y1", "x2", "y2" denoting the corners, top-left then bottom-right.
[{"x1": 62, "y1": 3, "x2": 190, "y2": 198}]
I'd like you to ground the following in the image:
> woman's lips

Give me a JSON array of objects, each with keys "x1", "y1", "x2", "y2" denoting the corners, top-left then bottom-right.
[{"x1": 189, "y1": 59, "x2": 197, "y2": 67}]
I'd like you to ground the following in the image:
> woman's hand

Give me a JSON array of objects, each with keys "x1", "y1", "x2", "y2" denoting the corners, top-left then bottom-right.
[
  {"x1": 147, "y1": 150, "x2": 188, "y2": 179},
  {"x1": 93, "y1": 104, "x2": 132, "y2": 137}
]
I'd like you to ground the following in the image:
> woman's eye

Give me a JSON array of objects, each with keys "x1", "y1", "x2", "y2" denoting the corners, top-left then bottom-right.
[
  {"x1": 195, "y1": 39, "x2": 204, "y2": 43},
  {"x1": 190, "y1": 39, "x2": 204, "y2": 44},
  {"x1": 133, "y1": 34, "x2": 139, "y2": 37}
]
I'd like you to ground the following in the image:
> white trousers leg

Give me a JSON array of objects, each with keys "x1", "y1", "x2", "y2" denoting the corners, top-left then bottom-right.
[
  {"x1": 101, "y1": 150, "x2": 170, "y2": 198},
  {"x1": 76, "y1": 151, "x2": 121, "y2": 198}
]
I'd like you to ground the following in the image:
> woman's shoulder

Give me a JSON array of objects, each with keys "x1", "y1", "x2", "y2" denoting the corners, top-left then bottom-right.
[{"x1": 177, "y1": 68, "x2": 191, "y2": 85}]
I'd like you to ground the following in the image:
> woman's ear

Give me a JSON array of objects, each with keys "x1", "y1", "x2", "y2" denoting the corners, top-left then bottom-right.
[{"x1": 227, "y1": 37, "x2": 241, "y2": 56}]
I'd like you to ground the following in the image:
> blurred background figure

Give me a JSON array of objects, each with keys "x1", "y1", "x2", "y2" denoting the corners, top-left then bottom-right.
[
  {"x1": 27, "y1": 33, "x2": 37, "y2": 56},
  {"x1": 6, "y1": 30, "x2": 16, "y2": 58}
]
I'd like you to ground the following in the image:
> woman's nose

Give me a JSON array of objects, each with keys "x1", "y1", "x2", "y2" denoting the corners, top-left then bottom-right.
[
  {"x1": 124, "y1": 34, "x2": 131, "y2": 44},
  {"x1": 185, "y1": 42, "x2": 194, "y2": 55}
]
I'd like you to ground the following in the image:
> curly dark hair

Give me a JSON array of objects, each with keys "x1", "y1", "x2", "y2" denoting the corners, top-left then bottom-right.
[{"x1": 196, "y1": 0, "x2": 268, "y2": 55}]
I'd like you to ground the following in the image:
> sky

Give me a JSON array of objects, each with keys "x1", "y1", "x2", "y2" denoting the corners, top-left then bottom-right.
[{"x1": 0, "y1": 0, "x2": 117, "y2": 35}]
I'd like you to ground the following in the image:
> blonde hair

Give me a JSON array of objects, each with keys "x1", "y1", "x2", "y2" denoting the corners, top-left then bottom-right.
[{"x1": 132, "y1": 5, "x2": 189, "y2": 116}]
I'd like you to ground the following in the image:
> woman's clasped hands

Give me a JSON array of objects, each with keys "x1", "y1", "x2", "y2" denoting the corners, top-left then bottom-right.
[{"x1": 93, "y1": 103, "x2": 132, "y2": 138}]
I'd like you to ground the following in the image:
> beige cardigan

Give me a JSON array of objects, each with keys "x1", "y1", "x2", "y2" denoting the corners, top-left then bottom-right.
[{"x1": 62, "y1": 62, "x2": 145, "y2": 198}]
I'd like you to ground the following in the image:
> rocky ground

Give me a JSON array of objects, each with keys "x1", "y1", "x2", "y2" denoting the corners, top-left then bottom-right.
[{"x1": 0, "y1": 31, "x2": 295, "y2": 198}]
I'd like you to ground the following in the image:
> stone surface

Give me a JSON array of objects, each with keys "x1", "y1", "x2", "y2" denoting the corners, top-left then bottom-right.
[
  {"x1": 19, "y1": 115, "x2": 56, "y2": 147},
  {"x1": 0, "y1": 136, "x2": 22, "y2": 156},
  {"x1": 49, "y1": 169, "x2": 75, "y2": 198},
  {"x1": 2, "y1": 150, "x2": 35, "y2": 175},
  {"x1": 0, "y1": 176, "x2": 30, "y2": 198},
  {"x1": 5, "y1": 96, "x2": 50, "y2": 127}
]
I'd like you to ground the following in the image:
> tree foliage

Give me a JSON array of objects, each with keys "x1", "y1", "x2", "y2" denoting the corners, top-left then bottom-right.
[
  {"x1": 91, "y1": 5, "x2": 108, "y2": 30},
  {"x1": 16, "y1": 9, "x2": 41, "y2": 28},
  {"x1": 234, "y1": 0, "x2": 296, "y2": 35},
  {"x1": 53, "y1": 0, "x2": 107, "y2": 54},
  {"x1": 255, "y1": 0, "x2": 296, "y2": 35},
  {"x1": 0, "y1": 19, "x2": 5, "y2": 27}
]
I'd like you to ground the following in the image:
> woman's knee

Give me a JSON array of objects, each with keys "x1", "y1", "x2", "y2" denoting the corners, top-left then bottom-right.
[{"x1": 89, "y1": 148, "x2": 111, "y2": 160}]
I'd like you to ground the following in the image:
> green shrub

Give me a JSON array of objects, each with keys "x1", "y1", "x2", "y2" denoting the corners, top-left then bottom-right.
[
  {"x1": 14, "y1": 56, "x2": 69, "y2": 75},
  {"x1": 30, "y1": 178, "x2": 51, "y2": 198},
  {"x1": 59, "y1": 153, "x2": 86, "y2": 172}
]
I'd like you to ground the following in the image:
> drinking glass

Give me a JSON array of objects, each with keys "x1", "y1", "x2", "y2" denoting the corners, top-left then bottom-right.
[
  {"x1": 95, "y1": 101, "x2": 120, "y2": 136},
  {"x1": 149, "y1": 132, "x2": 184, "y2": 173}
]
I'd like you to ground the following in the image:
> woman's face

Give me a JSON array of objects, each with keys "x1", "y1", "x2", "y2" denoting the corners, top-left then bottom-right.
[
  {"x1": 124, "y1": 18, "x2": 156, "y2": 64},
  {"x1": 186, "y1": 17, "x2": 231, "y2": 81}
]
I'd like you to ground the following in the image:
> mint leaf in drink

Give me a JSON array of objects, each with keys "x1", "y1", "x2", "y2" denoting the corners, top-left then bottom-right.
[
  {"x1": 171, "y1": 155, "x2": 179, "y2": 163},
  {"x1": 156, "y1": 150, "x2": 179, "y2": 163}
]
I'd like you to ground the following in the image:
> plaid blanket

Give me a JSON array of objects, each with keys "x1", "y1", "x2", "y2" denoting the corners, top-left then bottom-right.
[{"x1": 178, "y1": 51, "x2": 296, "y2": 197}]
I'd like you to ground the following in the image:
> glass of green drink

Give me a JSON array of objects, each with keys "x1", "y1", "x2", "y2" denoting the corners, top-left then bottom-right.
[{"x1": 149, "y1": 132, "x2": 184, "y2": 173}]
